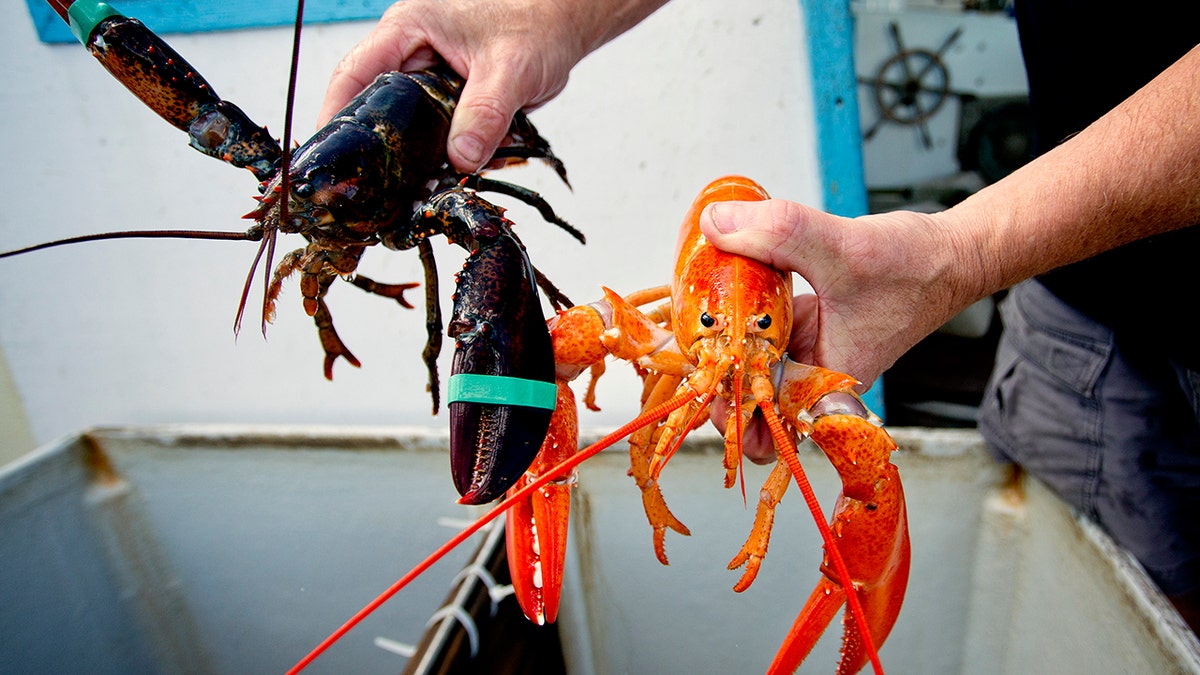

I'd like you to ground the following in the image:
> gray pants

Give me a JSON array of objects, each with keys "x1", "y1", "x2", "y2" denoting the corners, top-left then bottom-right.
[{"x1": 979, "y1": 280, "x2": 1200, "y2": 596}]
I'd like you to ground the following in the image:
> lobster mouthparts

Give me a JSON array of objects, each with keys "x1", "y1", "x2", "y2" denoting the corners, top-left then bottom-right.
[{"x1": 447, "y1": 218, "x2": 556, "y2": 505}]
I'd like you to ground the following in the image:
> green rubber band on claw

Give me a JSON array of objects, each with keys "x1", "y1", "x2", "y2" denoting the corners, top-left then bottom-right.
[
  {"x1": 448, "y1": 374, "x2": 558, "y2": 410},
  {"x1": 68, "y1": 0, "x2": 122, "y2": 44}
]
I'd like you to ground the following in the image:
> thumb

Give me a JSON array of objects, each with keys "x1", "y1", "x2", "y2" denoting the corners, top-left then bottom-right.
[
  {"x1": 700, "y1": 199, "x2": 812, "y2": 273},
  {"x1": 447, "y1": 61, "x2": 527, "y2": 173}
]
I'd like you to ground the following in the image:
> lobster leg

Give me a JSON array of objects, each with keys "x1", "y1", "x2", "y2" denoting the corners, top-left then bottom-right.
[
  {"x1": 347, "y1": 275, "x2": 420, "y2": 309},
  {"x1": 628, "y1": 372, "x2": 694, "y2": 564},
  {"x1": 495, "y1": 281, "x2": 696, "y2": 622},
  {"x1": 265, "y1": 245, "x2": 370, "y2": 379},
  {"x1": 417, "y1": 239, "x2": 443, "y2": 413},
  {"x1": 262, "y1": 245, "x2": 423, "y2": 383},
  {"x1": 586, "y1": 287, "x2": 702, "y2": 564},
  {"x1": 531, "y1": 266, "x2": 573, "y2": 312},
  {"x1": 463, "y1": 175, "x2": 583, "y2": 243},
  {"x1": 311, "y1": 292, "x2": 363, "y2": 379},
  {"x1": 728, "y1": 459, "x2": 792, "y2": 592},
  {"x1": 498, "y1": 110, "x2": 572, "y2": 187},
  {"x1": 264, "y1": 247, "x2": 305, "y2": 323},
  {"x1": 548, "y1": 284, "x2": 693, "y2": 566}
]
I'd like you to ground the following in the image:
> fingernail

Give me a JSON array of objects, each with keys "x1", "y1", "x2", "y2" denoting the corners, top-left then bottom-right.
[
  {"x1": 706, "y1": 203, "x2": 735, "y2": 233},
  {"x1": 450, "y1": 134, "x2": 484, "y2": 171}
]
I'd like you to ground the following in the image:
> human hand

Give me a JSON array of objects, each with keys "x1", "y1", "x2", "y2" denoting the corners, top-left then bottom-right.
[
  {"x1": 318, "y1": 0, "x2": 586, "y2": 173},
  {"x1": 699, "y1": 199, "x2": 978, "y2": 461}
]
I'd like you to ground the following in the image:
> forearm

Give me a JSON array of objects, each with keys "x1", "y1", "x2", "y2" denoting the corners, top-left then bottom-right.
[
  {"x1": 555, "y1": 0, "x2": 672, "y2": 56},
  {"x1": 940, "y1": 43, "x2": 1200, "y2": 303}
]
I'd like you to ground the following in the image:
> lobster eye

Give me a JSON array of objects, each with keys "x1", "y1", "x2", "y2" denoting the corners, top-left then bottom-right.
[
  {"x1": 700, "y1": 312, "x2": 716, "y2": 328},
  {"x1": 293, "y1": 181, "x2": 314, "y2": 198},
  {"x1": 756, "y1": 314, "x2": 772, "y2": 330}
]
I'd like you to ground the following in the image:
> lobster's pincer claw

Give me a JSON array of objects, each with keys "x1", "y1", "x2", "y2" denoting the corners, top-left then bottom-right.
[
  {"x1": 448, "y1": 371, "x2": 556, "y2": 504},
  {"x1": 446, "y1": 198, "x2": 556, "y2": 504},
  {"x1": 769, "y1": 361, "x2": 910, "y2": 674},
  {"x1": 505, "y1": 381, "x2": 577, "y2": 624},
  {"x1": 79, "y1": 12, "x2": 281, "y2": 180}
]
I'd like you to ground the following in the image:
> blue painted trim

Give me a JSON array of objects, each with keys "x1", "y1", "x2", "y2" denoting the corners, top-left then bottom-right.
[
  {"x1": 26, "y1": 0, "x2": 394, "y2": 43},
  {"x1": 802, "y1": 0, "x2": 885, "y2": 418},
  {"x1": 803, "y1": 0, "x2": 868, "y2": 218}
]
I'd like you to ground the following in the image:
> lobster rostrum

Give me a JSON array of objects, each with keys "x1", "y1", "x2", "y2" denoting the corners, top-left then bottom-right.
[
  {"x1": 7, "y1": 0, "x2": 582, "y2": 505},
  {"x1": 292, "y1": 177, "x2": 910, "y2": 674}
]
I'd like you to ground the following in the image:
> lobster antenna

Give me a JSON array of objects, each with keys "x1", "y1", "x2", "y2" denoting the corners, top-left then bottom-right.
[
  {"x1": 760, "y1": 403, "x2": 885, "y2": 675},
  {"x1": 233, "y1": 235, "x2": 272, "y2": 337},
  {"x1": 0, "y1": 229, "x2": 258, "y2": 259},
  {"x1": 237, "y1": 0, "x2": 305, "y2": 338},
  {"x1": 260, "y1": 0, "x2": 306, "y2": 337},
  {"x1": 44, "y1": 0, "x2": 70, "y2": 22}
]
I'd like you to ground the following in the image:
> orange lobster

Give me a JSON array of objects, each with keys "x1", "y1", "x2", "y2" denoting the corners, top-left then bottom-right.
[{"x1": 289, "y1": 176, "x2": 909, "y2": 674}]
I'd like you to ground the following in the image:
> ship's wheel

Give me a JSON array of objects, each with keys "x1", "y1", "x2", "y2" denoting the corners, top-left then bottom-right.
[{"x1": 861, "y1": 22, "x2": 963, "y2": 148}]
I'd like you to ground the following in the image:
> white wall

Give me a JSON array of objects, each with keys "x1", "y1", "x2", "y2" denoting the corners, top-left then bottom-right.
[{"x1": 0, "y1": 0, "x2": 822, "y2": 448}]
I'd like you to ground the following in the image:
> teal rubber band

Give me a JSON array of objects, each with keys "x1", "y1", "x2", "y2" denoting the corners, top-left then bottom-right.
[
  {"x1": 68, "y1": 0, "x2": 122, "y2": 44},
  {"x1": 448, "y1": 374, "x2": 558, "y2": 411}
]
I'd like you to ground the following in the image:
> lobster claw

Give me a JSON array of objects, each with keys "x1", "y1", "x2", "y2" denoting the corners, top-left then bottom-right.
[
  {"x1": 768, "y1": 360, "x2": 910, "y2": 675},
  {"x1": 446, "y1": 191, "x2": 556, "y2": 505},
  {"x1": 505, "y1": 380, "x2": 577, "y2": 624},
  {"x1": 80, "y1": 11, "x2": 281, "y2": 179}
]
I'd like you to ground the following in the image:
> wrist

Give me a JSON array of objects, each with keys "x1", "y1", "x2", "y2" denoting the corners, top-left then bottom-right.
[
  {"x1": 953, "y1": 211, "x2": 999, "y2": 299},
  {"x1": 911, "y1": 209, "x2": 997, "y2": 325}
]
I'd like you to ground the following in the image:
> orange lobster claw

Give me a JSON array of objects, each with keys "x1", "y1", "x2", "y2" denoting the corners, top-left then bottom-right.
[
  {"x1": 505, "y1": 380, "x2": 578, "y2": 624},
  {"x1": 767, "y1": 361, "x2": 910, "y2": 674},
  {"x1": 503, "y1": 285, "x2": 688, "y2": 624}
]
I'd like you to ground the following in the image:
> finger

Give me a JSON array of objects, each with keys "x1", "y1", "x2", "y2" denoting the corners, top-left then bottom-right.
[
  {"x1": 787, "y1": 294, "x2": 819, "y2": 363},
  {"x1": 708, "y1": 399, "x2": 777, "y2": 464},
  {"x1": 739, "y1": 414, "x2": 777, "y2": 465},
  {"x1": 319, "y1": 66, "x2": 377, "y2": 128},
  {"x1": 446, "y1": 59, "x2": 530, "y2": 173},
  {"x1": 699, "y1": 200, "x2": 815, "y2": 273},
  {"x1": 317, "y1": 22, "x2": 438, "y2": 126}
]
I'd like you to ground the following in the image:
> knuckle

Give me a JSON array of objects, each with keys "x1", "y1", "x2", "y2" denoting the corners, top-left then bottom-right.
[{"x1": 763, "y1": 199, "x2": 806, "y2": 239}]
